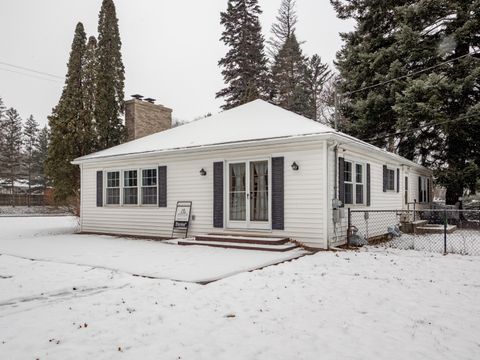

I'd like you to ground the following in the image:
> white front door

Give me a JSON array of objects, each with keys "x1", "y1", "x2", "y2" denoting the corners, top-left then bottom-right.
[{"x1": 227, "y1": 159, "x2": 270, "y2": 230}]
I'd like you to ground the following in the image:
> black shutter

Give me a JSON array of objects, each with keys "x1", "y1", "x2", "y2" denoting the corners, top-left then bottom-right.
[
  {"x1": 213, "y1": 162, "x2": 224, "y2": 228},
  {"x1": 338, "y1": 157, "x2": 345, "y2": 207},
  {"x1": 272, "y1": 157, "x2": 284, "y2": 230},
  {"x1": 418, "y1": 176, "x2": 422, "y2": 203},
  {"x1": 96, "y1": 171, "x2": 103, "y2": 207},
  {"x1": 366, "y1": 163, "x2": 371, "y2": 206},
  {"x1": 158, "y1": 166, "x2": 167, "y2": 207},
  {"x1": 396, "y1": 168, "x2": 400, "y2": 193},
  {"x1": 383, "y1": 165, "x2": 387, "y2": 192}
]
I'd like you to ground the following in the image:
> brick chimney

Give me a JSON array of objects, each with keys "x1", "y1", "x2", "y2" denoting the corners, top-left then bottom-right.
[{"x1": 125, "y1": 97, "x2": 172, "y2": 141}]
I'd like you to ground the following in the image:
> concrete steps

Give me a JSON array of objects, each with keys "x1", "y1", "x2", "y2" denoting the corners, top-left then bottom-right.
[{"x1": 177, "y1": 234, "x2": 299, "y2": 252}]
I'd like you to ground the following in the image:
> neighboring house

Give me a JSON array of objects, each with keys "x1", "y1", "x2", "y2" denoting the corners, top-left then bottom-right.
[{"x1": 72, "y1": 99, "x2": 432, "y2": 249}]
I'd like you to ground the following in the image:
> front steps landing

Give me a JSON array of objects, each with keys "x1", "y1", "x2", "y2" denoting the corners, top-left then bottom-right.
[{"x1": 178, "y1": 234, "x2": 299, "y2": 252}]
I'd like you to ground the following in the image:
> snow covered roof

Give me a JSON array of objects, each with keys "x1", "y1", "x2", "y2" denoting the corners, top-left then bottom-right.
[
  {"x1": 72, "y1": 99, "x2": 429, "y2": 172},
  {"x1": 74, "y1": 100, "x2": 335, "y2": 162}
]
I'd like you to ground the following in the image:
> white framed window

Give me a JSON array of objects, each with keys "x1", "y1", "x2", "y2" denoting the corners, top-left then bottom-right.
[
  {"x1": 123, "y1": 170, "x2": 138, "y2": 205},
  {"x1": 419, "y1": 176, "x2": 428, "y2": 203},
  {"x1": 106, "y1": 171, "x2": 120, "y2": 205},
  {"x1": 141, "y1": 168, "x2": 157, "y2": 205},
  {"x1": 386, "y1": 168, "x2": 396, "y2": 191},
  {"x1": 344, "y1": 160, "x2": 365, "y2": 205}
]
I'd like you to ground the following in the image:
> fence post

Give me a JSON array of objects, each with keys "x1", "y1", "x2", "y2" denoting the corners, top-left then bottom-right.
[
  {"x1": 443, "y1": 208, "x2": 447, "y2": 255},
  {"x1": 347, "y1": 207, "x2": 351, "y2": 247}
]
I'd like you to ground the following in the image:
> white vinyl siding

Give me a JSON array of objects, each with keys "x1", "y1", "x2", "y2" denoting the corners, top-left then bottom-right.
[{"x1": 80, "y1": 141, "x2": 327, "y2": 247}]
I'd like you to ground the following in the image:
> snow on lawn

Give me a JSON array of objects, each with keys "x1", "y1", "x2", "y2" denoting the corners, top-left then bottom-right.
[
  {"x1": 1, "y1": 248, "x2": 479, "y2": 359},
  {"x1": 0, "y1": 216, "x2": 307, "y2": 283}
]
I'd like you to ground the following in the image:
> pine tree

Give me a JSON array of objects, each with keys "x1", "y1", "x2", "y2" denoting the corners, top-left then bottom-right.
[
  {"x1": 35, "y1": 126, "x2": 50, "y2": 192},
  {"x1": 331, "y1": 0, "x2": 480, "y2": 203},
  {"x1": 216, "y1": 0, "x2": 270, "y2": 109},
  {"x1": 0, "y1": 97, "x2": 6, "y2": 155},
  {"x1": 303, "y1": 54, "x2": 332, "y2": 120},
  {"x1": 267, "y1": 0, "x2": 298, "y2": 58},
  {"x1": 46, "y1": 22, "x2": 87, "y2": 203},
  {"x1": 23, "y1": 115, "x2": 39, "y2": 206},
  {"x1": 270, "y1": 33, "x2": 309, "y2": 116},
  {"x1": 83, "y1": 35, "x2": 98, "y2": 153},
  {"x1": 0, "y1": 108, "x2": 23, "y2": 206},
  {"x1": 95, "y1": 0, "x2": 125, "y2": 148}
]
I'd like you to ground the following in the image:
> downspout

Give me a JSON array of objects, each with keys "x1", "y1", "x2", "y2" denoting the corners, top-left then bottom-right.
[{"x1": 327, "y1": 140, "x2": 339, "y2": 249}]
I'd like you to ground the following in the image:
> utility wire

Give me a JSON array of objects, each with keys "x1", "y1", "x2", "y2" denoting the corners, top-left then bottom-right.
[
  {"x1": 0, "y1": 61, "x2": 64, "y2": 80},
  {"x1": 340, "y1": 51, "x2": 479, "y2": 97},
  {"x1": 362, "y1": 112, "x2": 480, "y2": 143},
  {"x1": 0, "y1": 67, "x2": 63, "y2": 84}
]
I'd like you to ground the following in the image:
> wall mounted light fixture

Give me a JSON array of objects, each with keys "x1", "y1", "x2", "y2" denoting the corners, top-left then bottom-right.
[
  {"x1": 200, "y1": 168, "x2": 207, "y2": 176},
  {"x1": 291, "y1": 162, "x2": 299, "y2": 171}
]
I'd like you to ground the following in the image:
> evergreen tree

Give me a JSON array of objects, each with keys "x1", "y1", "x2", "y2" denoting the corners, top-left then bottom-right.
[
  {"x1": 267, "y1": 0, "x2": 298, "y2": 57},
  {"x1": 303, "y1": 54, "x2": 332, "y2": 120},
  {"x1": 34, "y1": 126, "x2": 50, "y2": 192},
  {"x1": 46, "y1": 22, "x2": 87, "y2": 202},
  {"x1": 95, "y1": 0, "x2": 125, "y2": 148},
  {"x1": 270, "y1": 33, "x2": 309, "y2": 116},
  {"x1": 23, "y1": 115, "x2": 39, "y2": 206},
  {"x1": 216, "y1": 0, "x2": 270, "y2": 109},
  {"x1": 83, "y1": 35, "x2": 98, "y2": 153},
  {"x1": 332, "y1": 0, "x2": 480, "y2": 203},
  {"x1": 0, "y1": 108, "x2": 23, "y2": 206},
  {"x1": 0, "y1": 97, "x2": 5, "y2": 155}
]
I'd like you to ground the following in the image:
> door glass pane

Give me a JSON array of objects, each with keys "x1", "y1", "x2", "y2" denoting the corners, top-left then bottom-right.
[
  {"x1": 250, "y1": 161, "x2": 268, "y2": 222},
  {"x1": 229, "y1": 163, "x2": 246, "y2": 221}
]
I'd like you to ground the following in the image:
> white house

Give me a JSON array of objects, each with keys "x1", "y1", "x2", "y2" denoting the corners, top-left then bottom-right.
[{"x1": 73, "y1": 100, "x2": 432, "y2": 249}]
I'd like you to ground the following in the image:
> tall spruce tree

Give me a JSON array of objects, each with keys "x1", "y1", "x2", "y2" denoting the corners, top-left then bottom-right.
[
  {"x1": 332, "y1": 0, "x2": 480, "y2": 203},
  {"x1": 270, "y1": 33, "x2": 310, "y2": 116},
  {"x1": 304, "y1": 54, "x2": 332, "y2": 120},
  {"x1": 35, "y1": 126, "x2": 50, "y2": 192},
  {"x1": 46, "y1": 22, "x2": 87, "y2": 202},
  {"x1": 95, "y1": 0, "x2": 125, "y2": 148},
  {"x1": 0, "y1": 97, "x2": 5, "y2": 154},
  {"x1": 267, "y1": 0, "x2": 298, "y2": 57},
  {"x1": 216, "y1": 0, "x2": 270, "y2": 109},
  {"x1": 83, "y1": 35, "x2": 98, "y2": 153},
  {"x1": 0, "y1": 108, "x2": 23, "y2": 206},
  {"x1": 23, "y1": 115, "x2": 40, "y2": 206}
]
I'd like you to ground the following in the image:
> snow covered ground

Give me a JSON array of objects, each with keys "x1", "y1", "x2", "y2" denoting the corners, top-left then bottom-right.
[
  {"x1": 0, "y1": 216, "x2": 306, "y2": 283},
  {"x1": 1, "y1": 217, "x2": 480, "y2": 359}
]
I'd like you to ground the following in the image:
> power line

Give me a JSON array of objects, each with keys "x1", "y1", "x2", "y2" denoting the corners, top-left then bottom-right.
[
  {"x1": 363, "y1": 112, "x2": 480, "y2": 143},
  {"x1": 0, "y1": 67, "x2": 63, "y2": 84},
  {"x1": 340, "y1": 51, "x2": 478, "y2": 97},
  {"x1": 0, "y1": 61, "x2": 64, "y2": 80}
]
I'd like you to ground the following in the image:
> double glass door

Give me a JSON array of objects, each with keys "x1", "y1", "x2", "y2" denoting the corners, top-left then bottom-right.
[{"x1": 228, "y1": 160, "x2": 270, "y2": 229}]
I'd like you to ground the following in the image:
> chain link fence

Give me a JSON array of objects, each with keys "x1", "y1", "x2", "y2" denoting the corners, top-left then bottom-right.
[{"x1": 347, "y1": 209, "x2": 480, "y2": 256}]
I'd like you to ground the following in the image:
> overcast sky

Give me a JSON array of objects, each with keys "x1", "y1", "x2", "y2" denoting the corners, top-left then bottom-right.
[{"x1": 0, "y1": 0, "x2": 353, "y2": 127}]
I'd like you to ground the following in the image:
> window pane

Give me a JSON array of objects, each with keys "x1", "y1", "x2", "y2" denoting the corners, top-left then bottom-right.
[
  {"x1": 387, "y1": 169, "x2": 395, "y2": 190},
  {"x1": 344, "y1": 161, "x2": 352, "y2": 182},
  {"x1": 355, "y1": 164, "x2": 363, "y2": 183},
  {"x1": 142, "y1": 187, "x2": 157, "y2": 205},
  {"x1": 356, "y1": 184, "x2": 364, "y2": 204},
  {"x1": 345, "y1": 183, "x2": 353, "y2": 204},
  {"x1": 142, "y1": 169, "x2": 157, "y2": 186},
  {"x1": 124, "y1": 187, "x2": 138, "y2": 205},
  {"x1": 124, "y1": 170, "x2": 137, "y2": 187},
  {"x1": 106, "y1": 188, "x2": 120, "y2": 205},
  {"x1": 107, "y1": 171, "x2": 119, "y2": 188}
]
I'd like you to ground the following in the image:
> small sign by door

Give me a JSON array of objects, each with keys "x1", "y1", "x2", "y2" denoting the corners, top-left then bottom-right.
[{"x1": 172, "y1": 201, "x2": 192, "y2": 238}]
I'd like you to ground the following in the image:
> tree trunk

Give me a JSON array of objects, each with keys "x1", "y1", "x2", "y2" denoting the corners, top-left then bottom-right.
[{"x1": 445, "y1": 184, "x2": 463, "y2": 205}]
